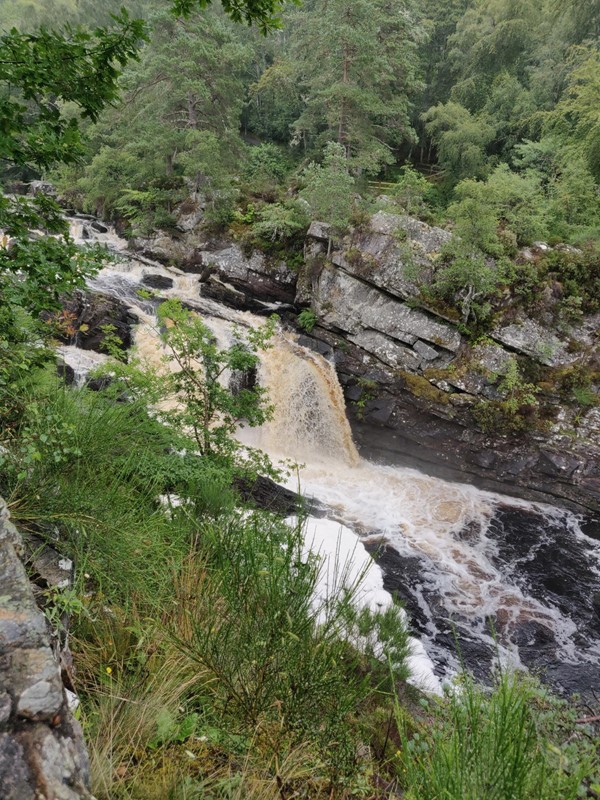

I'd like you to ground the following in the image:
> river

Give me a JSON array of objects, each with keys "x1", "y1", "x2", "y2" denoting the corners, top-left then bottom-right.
[{"x1": 64, "y1": 217, "x2": 600, "y2": 697}]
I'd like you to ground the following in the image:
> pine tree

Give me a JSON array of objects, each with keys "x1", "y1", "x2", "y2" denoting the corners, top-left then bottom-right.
[{"x1": 289, "y1": 0, "x2": 424, "y2": 174}]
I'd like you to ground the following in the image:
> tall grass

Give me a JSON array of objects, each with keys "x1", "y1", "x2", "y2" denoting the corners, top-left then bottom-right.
[
  {"x1": 396, "y1": 671, "x2": 596, "y2": 800},
  {"x1": 2, "y1": 374, "x2": 598, "y2": 799}
]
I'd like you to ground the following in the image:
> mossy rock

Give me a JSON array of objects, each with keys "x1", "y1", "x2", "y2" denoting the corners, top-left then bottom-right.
[{"x1": 399, "y1": 371, "x2": 451, "y2": 405}]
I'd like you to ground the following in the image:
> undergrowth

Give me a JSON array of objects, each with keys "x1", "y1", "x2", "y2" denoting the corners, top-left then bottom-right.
[{"x1": 1, "y1": 370, "x2": 598, "y2": 799}]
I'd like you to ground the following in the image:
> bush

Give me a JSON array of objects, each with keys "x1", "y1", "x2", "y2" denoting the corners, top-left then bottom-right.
[
  {"x1": 297, "y1": 308, "x2": 318, "y2": 333},
  {"x1": 250, "y1": 199, "x2": 310, "y2": 244},
  {"x1": 397, "y1": 672, "x2": 596, "y2": 800}
]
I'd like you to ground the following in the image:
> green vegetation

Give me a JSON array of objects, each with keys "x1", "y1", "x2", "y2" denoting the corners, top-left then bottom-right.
[
  {"x1": 297, "y1": 308, "x2": 318, "y2": 333},
  {"x1": 1, "y1": 0, "x2": 600, "y2": 796},
  {"x1": 2, "y1": 365, "x2": 598, "y2": 798},
  {"x1": 156, "y1": 299, "x2": 277, "y2": 468},
  {"x1": 398, "y1": 672, "x2": 598, "y2": 800}
]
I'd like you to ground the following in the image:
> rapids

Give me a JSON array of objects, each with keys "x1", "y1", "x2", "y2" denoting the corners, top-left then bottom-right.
[{"x1": 67, "y1": 217, "x2": 600, "y2": 695}]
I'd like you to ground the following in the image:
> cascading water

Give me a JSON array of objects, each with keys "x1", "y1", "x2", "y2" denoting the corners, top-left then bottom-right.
[{"x1": 67, "y1": 217, "x2": 600, "y2": 695}]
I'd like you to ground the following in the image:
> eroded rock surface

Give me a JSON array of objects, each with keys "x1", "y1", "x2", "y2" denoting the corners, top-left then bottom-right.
[
  {"x1": 0, "y1": 499, "x2": 92, "y2": 799},
  {"x1": 127, "y1": 210, "x2": 600, "y2": 516}
]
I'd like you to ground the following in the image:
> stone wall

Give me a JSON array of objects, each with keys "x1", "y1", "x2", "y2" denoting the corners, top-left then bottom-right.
[{"x1": 0, "y1": 498, "x2": 92, "y2": 800}]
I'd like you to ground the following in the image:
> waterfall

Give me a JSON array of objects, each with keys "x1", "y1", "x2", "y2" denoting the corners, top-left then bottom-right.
[{"x1": 68, "y1": 217, "x2": 600, "y2": 695}]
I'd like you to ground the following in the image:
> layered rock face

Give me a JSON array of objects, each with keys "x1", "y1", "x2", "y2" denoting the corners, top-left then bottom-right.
[
  {"x1": 298, "y1": 214, "x2": 600, "y2": 518},
  {"x1": 130, "y1": 211, "x2": 600, "y2": 517},
  {"x1": 0, "y1": 499, "x2": 92, "y2": 800},
  {"x1": 132, "y1": 231, "x2": 297, "y2": 312}
]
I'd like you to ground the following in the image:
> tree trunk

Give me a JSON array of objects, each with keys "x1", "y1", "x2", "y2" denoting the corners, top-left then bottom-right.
[
  {"x1": 187, "y1": 92, "x2": 198, "y2": 129},
  {"x1": 338, "y1": 42, "x2": 350, "y2": 160}
]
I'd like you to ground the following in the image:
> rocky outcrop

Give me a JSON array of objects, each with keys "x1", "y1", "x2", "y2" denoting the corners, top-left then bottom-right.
[
  {"x1": 127, "y1": 210, "x2": 600, "y2": 517},
  {"x1": 133, "y1": 232, "x2": 297, "y2": 309},
  {"x1": 47, "y1": 290, "x2": 139, "y2": 355},
  {"x1": 0, "y1": 499, "x2": 92, "y2": 799},
  {"x1": 233, "y1": 475, "x2": 327, "y2": 517},
  {"x1": 295, "y1": 214, "x2": 600, "y2": 517}
]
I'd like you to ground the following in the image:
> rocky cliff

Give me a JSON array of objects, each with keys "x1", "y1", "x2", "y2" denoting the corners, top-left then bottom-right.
[
  {"x1": 0, "y1": 499, "x2": 92, "y2": 800},
  {"x1": 130, "y1": 212, "x2": 600, "y2": 520}
]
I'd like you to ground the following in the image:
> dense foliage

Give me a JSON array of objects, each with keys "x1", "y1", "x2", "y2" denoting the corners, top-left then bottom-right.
[{"x1": 1, "y1": 0, "x2": 599, "y2": 797}]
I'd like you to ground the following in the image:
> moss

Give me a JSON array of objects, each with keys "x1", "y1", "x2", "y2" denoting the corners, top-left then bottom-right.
[
  {"x1": 344, "y1": 247, "x2": 363, "y2": 266},
  {"x1": 547, "y1": 363, "x2": 600, "y2": 405},
  {"x1": 399, "y1": 371, "x2": 450, "y2": 405},
  {"x1": 423, "y1": 365, "x2": 458, "y2": 383},
  {"x1": 343, "y1": 247, "x2": 379, "y2": 277},
  {"x1": 409, "y1": 290, "x2": 462, "y2": 324}
]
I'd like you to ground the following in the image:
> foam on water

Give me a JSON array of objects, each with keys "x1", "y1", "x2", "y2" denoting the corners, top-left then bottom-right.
[
  {"x1": 68, "y1": 216, "x2": 600, "y2": 691},
  {"x1": 294, "y1": 515, "x2": 442, "y2": 694}
]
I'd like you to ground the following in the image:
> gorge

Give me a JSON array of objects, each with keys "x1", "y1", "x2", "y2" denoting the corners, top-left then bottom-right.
[{"x1": 60, "y1": 214, "x2": 600, "y2": 698}]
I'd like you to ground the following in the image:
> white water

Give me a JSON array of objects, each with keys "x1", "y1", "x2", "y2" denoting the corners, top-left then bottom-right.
[{"x1": 68, "y1": 218, "x2": 600, "y2": 692}]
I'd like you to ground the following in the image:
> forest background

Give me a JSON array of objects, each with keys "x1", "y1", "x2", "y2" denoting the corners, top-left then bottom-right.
[{"x1": 1, "y1": 0, "x2": 600, "y2": 798}]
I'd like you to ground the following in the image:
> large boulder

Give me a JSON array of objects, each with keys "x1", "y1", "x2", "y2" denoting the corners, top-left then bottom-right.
[{"x1": 49, "y1": 290, "x2": 139, "y2": 355}]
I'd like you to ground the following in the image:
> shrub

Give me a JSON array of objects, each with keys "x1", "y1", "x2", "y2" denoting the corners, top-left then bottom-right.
[
  {"x1": 397, "y1": 672, "x2": 595, "y2": 800},
  {"x1": 250, "y1": 199, "x2": 310, "y2": 244},
  {"x1": 297, "y1": 308, "x2": 318, "y2": 333}
]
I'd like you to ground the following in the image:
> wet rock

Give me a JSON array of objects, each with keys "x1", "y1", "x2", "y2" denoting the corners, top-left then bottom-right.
[
  {"x1": 297, "y1": 334, "x2": 334, "y2": 360},
  {"x1": 201, "y1": 276, "x2": 283, "y2": 315},
  {"x1": 52, "y1": 290, "x2": 138, "y2": 354},
  {"x1": 537, "y1": 450, "x2": 581, "y2": 479},
  {"x1": 28, "y1": 180, "x2": 56, "y2": 197},
  {"x1": 85, "y1": 375, "x2": 114, "y2": 393},
  {"x1": 199, "y1": 244, "x2": 297, "y2": 305},
  {"x1": 510, "y1": 621, "x2": 556, "y2": 648},
  {"x1": 362, "y1": 398, "x2": 397, "y2": 425},
  {"x1": 56, "y1": 346, "x2": 110, "y2": 388},
  {"x1": 56, "y1": 359, "x2": 76, "y2": 386},
  {"x1": 90, "y1": 220, "x2": 108, "y2": 234},
  {"x1": 141, "y1": 273, "x2": 174, "y2": 290},
  {"x1": 233, "y1": 475, "x2": 326, "y2": 517}
]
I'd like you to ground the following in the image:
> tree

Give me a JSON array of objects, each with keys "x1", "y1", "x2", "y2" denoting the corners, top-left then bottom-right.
[
  {"x1": 547, "y1": 50, "x2": 600, "y2": 181},
  {"x1": 422, "y1": 101, "x2": 495, "y2": 181},
  {"x1": 300, "y1": 142, "x2": 356, "y2": 240},
  {"x1": 0, "y1": 0, "x2": 282, "y2": 429},
  {"x1": 170, "y1": 0, "x2": 282, "y2": 33},
  {"x1": 289, "y1": 0, "x2": 424, "y2": 174},
  {"x1": 452, "y1": 165, "x2": 548, "y2": 247},
  {"x1": 0, "y1": 11, "x2": 145, "y2": 175},
  {"x1": 157, "y1": 299, "x2": 277, "y2": 468},
  {"x1": 0, "y1": 13, "x2": 146, "y2": 425},
  {"x1": 74, "y1": 6, "x2": 251, "y2": 229},
  {"x1": 390, "y1": 165, "x2": 432, "y2": 218}
]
